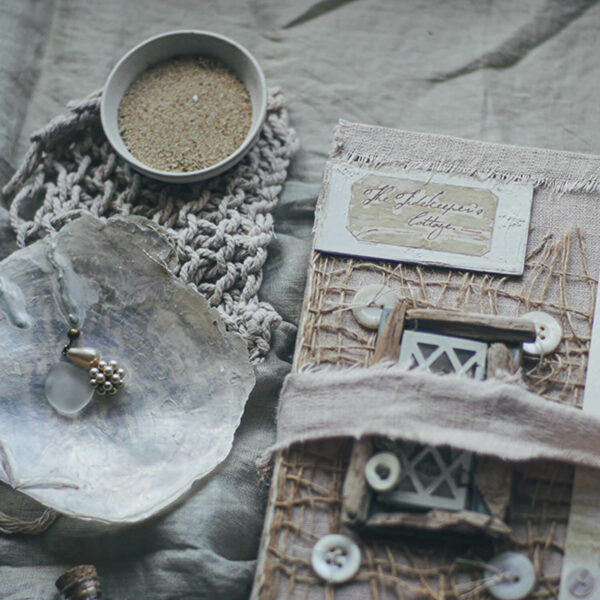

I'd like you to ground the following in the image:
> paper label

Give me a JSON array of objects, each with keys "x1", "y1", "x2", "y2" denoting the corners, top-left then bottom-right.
[{"x1": 315, "y1": 163, "x2": 533, "y2": 275}]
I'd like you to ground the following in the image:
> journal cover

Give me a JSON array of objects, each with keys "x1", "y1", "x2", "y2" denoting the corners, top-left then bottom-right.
[{"x1": 252, "y1": 121, "x2": 600, "y2": 600}]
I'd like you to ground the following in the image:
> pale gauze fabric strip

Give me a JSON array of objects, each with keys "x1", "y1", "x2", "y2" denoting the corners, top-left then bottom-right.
[{"x1": 266, "y1": 364, "x2": 600, "y2": 470}]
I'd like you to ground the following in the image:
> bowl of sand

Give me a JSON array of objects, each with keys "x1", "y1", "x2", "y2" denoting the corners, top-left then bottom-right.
[{"x1": 100, "y1": 30, "x2": 267, "y2": 183}]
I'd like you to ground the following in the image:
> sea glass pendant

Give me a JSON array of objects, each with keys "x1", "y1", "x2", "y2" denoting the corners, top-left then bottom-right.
[{"x1": 45, "y1": 361, "x2": 95, "y2": 417}]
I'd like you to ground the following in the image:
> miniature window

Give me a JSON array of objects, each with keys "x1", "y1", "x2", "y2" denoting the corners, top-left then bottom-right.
[{"x1": 341, "y1": 303, "x2": 541, "y2": 536}]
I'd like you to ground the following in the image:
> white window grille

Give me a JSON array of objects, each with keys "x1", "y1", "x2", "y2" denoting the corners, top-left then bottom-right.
[
  {"x1": 378, "y1": 443, "x2": 474, "y2": 511},
  {"x1": 378, "y1": 330, "x2": 487, "y2": 511},
  {"x1": 398, "y1": 330, "x2": 487, "y2": 379}
]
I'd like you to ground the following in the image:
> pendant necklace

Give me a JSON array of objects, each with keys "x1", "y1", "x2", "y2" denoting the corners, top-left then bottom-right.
[{"x1": 44, "y1": 327, "x2": 126, "y2": 417}]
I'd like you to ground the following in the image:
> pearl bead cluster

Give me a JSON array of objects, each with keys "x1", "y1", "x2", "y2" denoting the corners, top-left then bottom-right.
[{"x1": 89, "y1": 360, "x2": 125, "y2": 395}]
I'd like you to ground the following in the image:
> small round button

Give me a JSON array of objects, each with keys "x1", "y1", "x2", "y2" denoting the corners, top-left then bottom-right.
[
  {"x1": 484, "y1": 552, "x2": 536, "y2": 600},
  {"x1": 311, "y1": 534, "x2": 361, "y2": 584},
  {"x1": 566, "y1": 568, "x2": 595, "y2": 598},
  {"x1": 365, "y1": 452, "x2": 402, "y2": 492},
  {"x1": 351, "y1": 284, "x2": 398, "y2": 329},
  {"x1": 521, "y1": 311, "x2": 562, "y2": 356}
]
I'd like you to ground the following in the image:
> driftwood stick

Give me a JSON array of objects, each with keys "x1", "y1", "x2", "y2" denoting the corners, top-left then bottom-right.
[
  {"x1": 372, "y1": 300, "x2": 407, "y2": 363},
  {"x1": 342, "y1": 301, "x2": 407, "y2": 525},
  {"x1": 341, "y1": 438, "x2": 373, "y2": 524},
  {"x1": 486, "y1": 342, "x2": 518, "y2": 378},
  {"x1": 405, "y1": 309, "x2": 536, "y2": 343}
]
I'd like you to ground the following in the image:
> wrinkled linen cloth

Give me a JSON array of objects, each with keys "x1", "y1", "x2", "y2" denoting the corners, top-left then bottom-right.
[{"x1": 1, "y1": 0, "x2": 600, "y2": 598}]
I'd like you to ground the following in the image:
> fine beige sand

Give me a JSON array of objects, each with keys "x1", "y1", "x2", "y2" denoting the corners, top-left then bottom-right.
[{"x1": 118, "y1": 56, "x2": 252, "y2": 172}]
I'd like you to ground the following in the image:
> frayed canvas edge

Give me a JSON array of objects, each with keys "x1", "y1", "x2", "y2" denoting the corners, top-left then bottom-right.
[{"x1": 331, "y1": 120, "x2": 600, "y2": 194}]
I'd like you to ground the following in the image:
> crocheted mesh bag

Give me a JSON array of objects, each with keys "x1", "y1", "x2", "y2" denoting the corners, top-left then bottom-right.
[{"x1": 3, "y1": 88, "x2": 299, "y2": 362}]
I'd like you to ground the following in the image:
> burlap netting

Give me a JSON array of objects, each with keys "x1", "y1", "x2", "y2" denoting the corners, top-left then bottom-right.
[{"x1": 251, "y1": 122, "x2": 600, "y2": 600}]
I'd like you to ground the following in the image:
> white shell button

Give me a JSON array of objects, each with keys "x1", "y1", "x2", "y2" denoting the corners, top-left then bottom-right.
[
  {"x1": 484, "y1": 552, "x2": 536, "y2": 600},
  {"x1": 311, "y1": 534, "x2": 361, "y2": 584},
  {"x1": 365, "y1": 452, "x2": 402, "y2": 492},
  {"x1": 351, "y1": 284, "x2": 398, "y2": 329},
  {"x1": 521, "y1": 311, "x2": 562, "y2": 356}
]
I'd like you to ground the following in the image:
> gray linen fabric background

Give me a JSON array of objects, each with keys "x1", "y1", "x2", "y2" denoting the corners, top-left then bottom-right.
[{"x1": 1, "y1": 0, "x2": 600, "y2": 598}]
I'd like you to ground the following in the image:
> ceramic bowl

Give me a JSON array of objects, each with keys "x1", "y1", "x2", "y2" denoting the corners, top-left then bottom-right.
[{"x1": 100, "y1": 30, "x2": 267, "y2": 183}]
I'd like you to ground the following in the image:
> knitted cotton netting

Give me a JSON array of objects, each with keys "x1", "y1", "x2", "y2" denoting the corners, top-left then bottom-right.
[{"x1": 3, "y1": 87, "x2": 299, "y2": 363}]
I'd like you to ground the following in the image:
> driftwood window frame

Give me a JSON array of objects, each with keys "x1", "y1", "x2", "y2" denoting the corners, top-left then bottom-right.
[{"x1": 340, "y1": 302, "x2": 537, "y2": 537}]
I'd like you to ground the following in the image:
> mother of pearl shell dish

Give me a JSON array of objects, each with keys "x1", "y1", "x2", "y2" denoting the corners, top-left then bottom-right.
[{"x1": 0, "y1": 216, "x2": 254, "y2": 523}]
